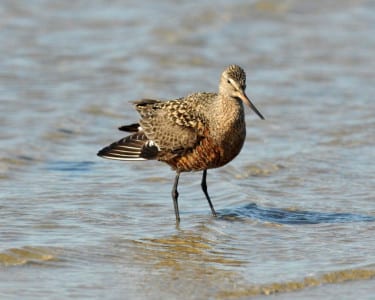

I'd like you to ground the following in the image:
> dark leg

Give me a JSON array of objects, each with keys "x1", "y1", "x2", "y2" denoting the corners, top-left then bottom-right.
[
  {"x1": 172, "y1": 172, "x2": 181, "y2": 223},
  {"x1": 201, "y1": 170, "x2": 217, "y2": 217}
]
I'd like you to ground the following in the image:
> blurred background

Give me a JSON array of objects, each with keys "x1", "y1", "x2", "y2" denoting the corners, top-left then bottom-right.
[{"x1": 1, "y1": 0, "x2": 374, "y2": 299}]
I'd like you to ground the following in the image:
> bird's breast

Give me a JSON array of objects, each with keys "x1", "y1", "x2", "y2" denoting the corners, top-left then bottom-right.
[{"x1": 164, "y1": 120, "x2": 246, "y2": 172}]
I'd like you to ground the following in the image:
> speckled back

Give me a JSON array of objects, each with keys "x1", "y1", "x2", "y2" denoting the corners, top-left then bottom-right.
[{"x1": 135, "y1": 93, "x2": 217, "y2": 152}]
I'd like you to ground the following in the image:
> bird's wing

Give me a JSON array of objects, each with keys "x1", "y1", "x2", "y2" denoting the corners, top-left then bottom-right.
[
  {"x1": 97, "y1": 132, "x2": 159, "y2": 161},
  {"x1": 134, "y1": 94, "x2": 213, "y2": 152}
]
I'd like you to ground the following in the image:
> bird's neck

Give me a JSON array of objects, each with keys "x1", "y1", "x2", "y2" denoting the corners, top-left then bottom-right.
[
  {"x1": 218, "y1": 94, "x2": 244, "y2": 120},
  {"x1": 209, "y1": 94, "x2": 245, "y2": 141}
]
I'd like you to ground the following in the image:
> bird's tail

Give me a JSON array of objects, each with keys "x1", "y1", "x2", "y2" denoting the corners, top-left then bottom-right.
[{"x1": 118, "y1": 123, "x2": 140, "y2": 132}]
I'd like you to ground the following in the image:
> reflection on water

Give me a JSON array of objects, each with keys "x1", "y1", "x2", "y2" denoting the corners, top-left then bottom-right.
[
  {"x1": 134, "y1": 232, "x2": 244, "y2": 267},
  {"x1": 129, "y1": 233, "x2": 244, "y2": 298},
  {"x1": 1, "y1": 0, "x2": 375, "y2": 299}
]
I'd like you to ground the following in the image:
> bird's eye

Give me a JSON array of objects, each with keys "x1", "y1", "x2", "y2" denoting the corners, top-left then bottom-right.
[{"x1": 227, "y1": 79, "x2": 231, "y2": 84}]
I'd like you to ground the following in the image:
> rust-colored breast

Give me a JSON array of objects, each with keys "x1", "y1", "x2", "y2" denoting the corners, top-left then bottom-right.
[
  {"x1": 162, "y1": 137, "x2": 221, "y2": 172},
  {"x1": 161, "y1": 130, "x2": 244, "y2": 172}
]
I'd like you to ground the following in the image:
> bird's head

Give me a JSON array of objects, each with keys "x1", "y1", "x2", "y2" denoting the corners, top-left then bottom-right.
[{"x1": 220, "y1": 65, "x2": 264, "y2": 120}]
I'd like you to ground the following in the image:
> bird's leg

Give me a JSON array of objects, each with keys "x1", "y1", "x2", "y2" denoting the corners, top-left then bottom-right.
[
  {"x1": 172, "y1": 171, "x2": 181, "y2": 223},
  {"x1": 201, "y1": 170, "x2": 217, "y2": 217}
]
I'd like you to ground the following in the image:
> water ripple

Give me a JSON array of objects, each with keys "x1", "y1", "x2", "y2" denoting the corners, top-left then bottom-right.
[
  {"x1": 0, "y1": 247, "x2": 56, "y2": 267},
  {"x1": 218, "y1": 268, "x2": 375, "y2": 298},
  {"x1": 44, "y1": 160, "x2": 95, "y2": 172},
  {"x1": 219, "y1": 203, "x2": 375, "y2": 224}
]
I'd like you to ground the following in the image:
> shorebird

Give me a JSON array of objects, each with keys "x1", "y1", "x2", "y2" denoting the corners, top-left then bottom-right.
[{"x1": 98, "y1": 65, "x2": 264, "y2": 223}]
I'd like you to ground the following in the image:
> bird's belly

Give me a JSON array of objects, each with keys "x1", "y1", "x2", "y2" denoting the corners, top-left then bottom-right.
[{"x1": 164, "y1": 134, "x2": 245, "y2": 172}]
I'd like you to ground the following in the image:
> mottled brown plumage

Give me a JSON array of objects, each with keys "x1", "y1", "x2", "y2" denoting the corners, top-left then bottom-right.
[{"x1": 98, "y1": 65, "x2": 264, "y2": 223}]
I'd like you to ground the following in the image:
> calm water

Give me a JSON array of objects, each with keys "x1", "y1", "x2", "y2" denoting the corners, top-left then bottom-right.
[{"x1": 1, "y1": 0, "x2": 375, "y2": 299}]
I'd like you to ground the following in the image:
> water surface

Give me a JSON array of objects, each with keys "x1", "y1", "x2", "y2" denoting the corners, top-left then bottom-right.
[{"x1": 1, "y1": 0, "x2": 375, "y2": 299}]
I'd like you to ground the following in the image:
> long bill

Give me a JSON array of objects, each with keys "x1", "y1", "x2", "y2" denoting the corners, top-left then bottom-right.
[{"x1": 238, "y1": 91, "x2": 265, "y2": 120}]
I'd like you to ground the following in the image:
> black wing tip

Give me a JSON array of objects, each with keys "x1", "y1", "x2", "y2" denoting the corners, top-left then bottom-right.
[
  {"x1": 97, "y1": 149, "x2": 104, "y2": 157},
  {"x1": 97, "y1": 146, "x2": 110, "y2": 157}
]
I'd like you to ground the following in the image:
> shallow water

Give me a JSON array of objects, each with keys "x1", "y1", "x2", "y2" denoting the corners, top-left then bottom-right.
[{"x1": 1, "y1": 0, "x2": 375, "y2": 299}]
